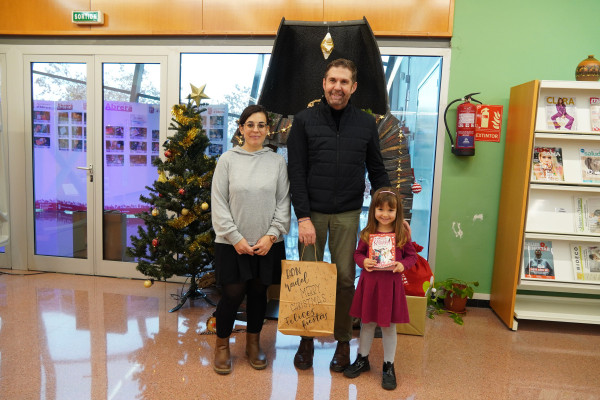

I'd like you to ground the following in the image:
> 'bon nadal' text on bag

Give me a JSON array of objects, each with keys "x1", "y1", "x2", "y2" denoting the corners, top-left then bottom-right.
[{"x1": 277, "y1": 258, "x2": 337, "y2": 337}]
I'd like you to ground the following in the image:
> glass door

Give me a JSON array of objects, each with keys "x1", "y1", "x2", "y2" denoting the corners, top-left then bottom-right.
[
  {"x1": 94, "y1": 56, "x2": 166, "y2": 278},
  {"x1": 0, "y1": 53, "x2": 8, "y2": 266},
  {"x1": 26, "y1": 55, "x2": 166, "y2": 278},
  {"x1": 26, "y1": 56, "x2": 95, "y2": 274}
]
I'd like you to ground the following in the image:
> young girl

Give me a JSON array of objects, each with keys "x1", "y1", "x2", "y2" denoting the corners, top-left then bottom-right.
[{"x1": 344, "y1": 187, "x2": 417, "y2": 390}]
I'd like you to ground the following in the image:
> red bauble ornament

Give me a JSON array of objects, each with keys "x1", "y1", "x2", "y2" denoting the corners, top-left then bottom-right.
[
  {"x1": 411, "y1": 182, "x2": 422, "y2": 194},
  {"x1": 179, "y1": 188, "x2": 185, "y2": 195},
  {"x1": 164, "y1": 150, "x2": 172, "y2": 158},
  {"x1": 152, "y1": 238, "x2": 159, "y2": 247}
]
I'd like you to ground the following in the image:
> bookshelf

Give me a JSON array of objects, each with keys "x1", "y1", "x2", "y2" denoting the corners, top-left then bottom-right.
[{"x1": 491, "y1": 80, "x2": 600, "y2": 330}]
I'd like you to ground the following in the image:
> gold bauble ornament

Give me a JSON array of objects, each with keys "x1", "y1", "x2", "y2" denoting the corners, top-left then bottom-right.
[
  {"x1": 143, "y1": 280, "x2": 153, "y2": 288},
  {"x1": 201, "y1": 202, "x2": 209, "y2": 211},
  {"x1": 181, "y1": 208, "x2": 189, "y2": 216},
  {"x1": 151, "y1": 208, "x2": 159, "y2": 216}
]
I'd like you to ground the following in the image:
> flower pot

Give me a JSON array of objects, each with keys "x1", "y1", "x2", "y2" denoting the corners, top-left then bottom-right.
[{"x1": 443, "y1": 284, "x2": 468, "y2": 313}]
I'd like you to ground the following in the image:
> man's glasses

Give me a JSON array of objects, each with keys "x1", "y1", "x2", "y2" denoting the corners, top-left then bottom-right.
[{"x1": 242, "y1": 122, "x2": 268, "y2": 130}]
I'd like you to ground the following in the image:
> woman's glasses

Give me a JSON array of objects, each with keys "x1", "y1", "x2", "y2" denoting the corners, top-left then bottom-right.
[{"x1": 242, "y1": 122, "x2": 267, "y2": 130}]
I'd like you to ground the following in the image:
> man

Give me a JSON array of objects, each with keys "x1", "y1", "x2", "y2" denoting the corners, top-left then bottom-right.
[
  {"x1": 525, "y1": 249, "x2": 554, "y2": 277},
  {"x1": 287, "y1": 58, "x2": 390, "y2": 372}
]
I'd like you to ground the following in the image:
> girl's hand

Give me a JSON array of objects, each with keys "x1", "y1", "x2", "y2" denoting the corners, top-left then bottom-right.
[
  {"x1": 363, "y1": 258, "x2": 377, "y2": 272},
  {"x1": 251, "y1": 236, "x2": 274, "y2": 256},
  {"x1": 233, "y1": 238, "x2": 254, "y2": 255},
  {"x1": 392, "y1": 262, "x2": 405, "y2": 274}
]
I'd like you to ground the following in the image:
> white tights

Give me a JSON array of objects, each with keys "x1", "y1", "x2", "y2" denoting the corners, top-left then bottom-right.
[{"x1": 358, "y1": 321, "x2": 397, "y2": 363}]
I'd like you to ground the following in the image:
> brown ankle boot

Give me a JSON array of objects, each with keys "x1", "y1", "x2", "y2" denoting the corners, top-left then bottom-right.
[
  {"x1": 246, "y1": 332, "x2": 267, "y2": 370},
  {"x1": 214, "y1": 336, "x2": 232, "y2": 374}
]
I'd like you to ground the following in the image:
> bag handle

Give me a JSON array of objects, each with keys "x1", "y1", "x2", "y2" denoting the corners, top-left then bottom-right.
[{"x1": 300, "y1": 244, "x2": 318, "y2": 261}]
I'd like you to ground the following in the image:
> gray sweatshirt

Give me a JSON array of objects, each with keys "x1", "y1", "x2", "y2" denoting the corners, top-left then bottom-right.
[{"x1": 211, "y1": 146, "x2": 290, "y2": 246}]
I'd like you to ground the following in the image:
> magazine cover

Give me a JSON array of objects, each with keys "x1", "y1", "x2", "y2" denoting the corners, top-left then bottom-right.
[
  {"x1": 574, "y1": 196, "x2": 600, "y2": 233},
  {"x1": 545, "y1": 96, "x2": 577, "y2": 131},
  {"x1": 591, "y1": 97, "x2": 600, "y2": 132},
  {"x1": 522, "y1": 240, "x2": 555, "y2": 279},
  {"x1": 368, "y1": 233, "x2": 396, "y2": 270},
  {"x1": 531, "y1": 147, "x2": 564, "y2": 181},
  {"x1": 579, "y1": 148, "x2": 600, "y2": 182},
  {"x1": 570, "y1": 243, "x2": 600, "y2": 282}
]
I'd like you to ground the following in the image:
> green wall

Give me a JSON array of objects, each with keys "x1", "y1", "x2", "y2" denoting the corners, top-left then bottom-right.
[{"x1": 435, "y1": 0, "x2": 600, "y2": 294}]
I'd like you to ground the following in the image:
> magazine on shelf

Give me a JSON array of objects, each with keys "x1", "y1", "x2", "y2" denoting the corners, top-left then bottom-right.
[
  {"x1": 570, "y1": 243, "x2": 600, "y2": 282},
  {"x1": 590, "y1": 97, "x2": 600, "y2": 132},
  {"x1": 531, "y1": 146, "x2": 564, "y2": 181},
  {"x1": 579, "y1": 148, "x2": 600, "y2": 182},
  {"x1": 368, "y1": 233, "x2": 396, "y2": 271},
  {"x1": 522, "y1": 240, "x2": 555, "y2": 279},
  {"x1": 545, "y1": 96, "x2": 577, "y2": 131},
  {"x1": 573, "y1": 196, "x2": 600, "y2": 233}
]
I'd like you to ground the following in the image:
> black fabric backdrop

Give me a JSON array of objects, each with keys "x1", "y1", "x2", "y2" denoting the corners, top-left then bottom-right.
[{"x1": 257, "y1": 17, "x2": 388, "y2": 116}]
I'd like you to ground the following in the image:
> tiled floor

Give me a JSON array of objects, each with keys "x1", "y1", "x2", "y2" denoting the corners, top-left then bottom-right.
[{"x1": 0, "y1": 270, "x2": 599, "y2": 400}]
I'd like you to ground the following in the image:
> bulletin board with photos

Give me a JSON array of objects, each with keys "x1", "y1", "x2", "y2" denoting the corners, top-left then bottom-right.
[{"x1": 32, "y1": 100, "x2": 160, "y2": 215}]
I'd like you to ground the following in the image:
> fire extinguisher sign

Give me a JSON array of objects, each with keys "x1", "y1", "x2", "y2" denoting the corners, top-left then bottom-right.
[{"x1": 475, "y1": 105, "x2": 503, "y2": 142}]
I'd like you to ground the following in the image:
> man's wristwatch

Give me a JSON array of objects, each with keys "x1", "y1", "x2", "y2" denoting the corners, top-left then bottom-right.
[{"x1": 269, "y1": 235, "x2": 277, "y2": 243}]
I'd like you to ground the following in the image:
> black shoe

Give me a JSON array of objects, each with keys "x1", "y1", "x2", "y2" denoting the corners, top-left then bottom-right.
[
  {"x1": 382, "y1": 362, "x2": 397, "y2": 390},
  {"x1": 343, "y1": 354, "x2": 370, "y2": 378},
  {"x1": 329, "y1": 341, "x2": 350, "y2": 372},
  {"x1": 294, "y1": 338, "x2": 314, "y2": 370}
]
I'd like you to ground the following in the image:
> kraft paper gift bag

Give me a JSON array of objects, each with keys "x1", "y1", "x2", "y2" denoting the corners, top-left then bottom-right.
[{"x1": 277, "y1": 258, "x2": 337, "y2": 337}]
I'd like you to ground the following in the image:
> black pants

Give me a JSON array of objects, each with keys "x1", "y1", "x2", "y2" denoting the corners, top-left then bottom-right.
[{"x1": 215, "y1": 278, "x2": 267, "y2": 338}]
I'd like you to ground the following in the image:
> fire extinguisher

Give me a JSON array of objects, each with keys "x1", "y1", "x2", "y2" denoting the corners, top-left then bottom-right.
[{"x1": 444, "y1": 92, "x2": 482, "y2": 156}]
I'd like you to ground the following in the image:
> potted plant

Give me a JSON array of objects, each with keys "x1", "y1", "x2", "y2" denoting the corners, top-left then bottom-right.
[{"x1": 427, "y1": 277, "x2": 479, "y2": 325}]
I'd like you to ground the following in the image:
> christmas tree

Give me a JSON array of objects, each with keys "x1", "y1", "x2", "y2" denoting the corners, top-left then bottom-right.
[{"x1": 128, "y1": 84, "x2": 216, "y2": 307}]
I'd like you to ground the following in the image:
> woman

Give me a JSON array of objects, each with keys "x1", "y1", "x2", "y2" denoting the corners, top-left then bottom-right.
[
  {"x1": 210, "y1": 104, "x2": 290, "y2": 374},
  {"x1": 550, "y1": 97, "x2": 575, "y2": 130}
]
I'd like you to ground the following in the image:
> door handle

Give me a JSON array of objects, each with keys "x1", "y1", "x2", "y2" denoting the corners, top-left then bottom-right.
[{"x1": 77, "y1": 164, "x2": 94, "y2": 182}]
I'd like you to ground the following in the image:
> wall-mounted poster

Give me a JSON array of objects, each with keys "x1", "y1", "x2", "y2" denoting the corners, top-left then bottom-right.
[
  {"x1": 32, "y1": 100, "x2": 87, "y2": 213},
  {"x1": 201, "y1": 104, "x2": 228, "y2": 156}
]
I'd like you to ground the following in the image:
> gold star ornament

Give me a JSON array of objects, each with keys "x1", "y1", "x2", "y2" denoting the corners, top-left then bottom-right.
[{"x1": 189, "y1": 84, "x2": 210, "y2": 106}]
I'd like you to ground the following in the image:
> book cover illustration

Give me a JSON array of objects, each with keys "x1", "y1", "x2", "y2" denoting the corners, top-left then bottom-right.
[
  {"x1": 545, "y1": 96, "x2": 577, "y2": 131},
  {"x1": 368, "y1": 233, "x2": 396, "y2": 271},
  {"x1": 574, "y1": 196, "x2": 600, "y2": 233},
  {"x1": 523, "y1": 240, "x2": 555, "y2": 279},
  {"x1": 579, "y1": 148, "x2": 600, "y2": 182},
  {"x1": 570, "y1": 243, "x2": 600, "y2": 282},
  {"x1": 531, "y1": 147, "x2": 564, "y2": 182},
  {"x1": 591, "y1": 97, "x2": 600, "y2": 132}
]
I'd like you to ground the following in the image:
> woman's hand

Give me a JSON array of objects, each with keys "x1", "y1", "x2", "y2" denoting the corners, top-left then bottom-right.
[
  {"x1": 363, "y1": 258, "x2": 377, "y2": 272},
  {"x1": 251, "y1": 236, "x2": 274, "y2": 256},
  {"x1": 392, "y1": 262, "x2": 405, "y2": 274},
  {"x1": 233, "y1": 238, "x2": 255, "y2": 255}
]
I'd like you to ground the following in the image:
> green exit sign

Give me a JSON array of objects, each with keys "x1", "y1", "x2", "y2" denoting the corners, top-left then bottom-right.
[{"x1": 72, "y1": 11, "x2": 104, "y2": 25}]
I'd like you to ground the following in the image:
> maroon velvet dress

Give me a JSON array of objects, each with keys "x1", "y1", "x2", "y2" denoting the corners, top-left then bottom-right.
[{"x1": 349, "y1": 237, "x2": 417, "y2": 327}]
